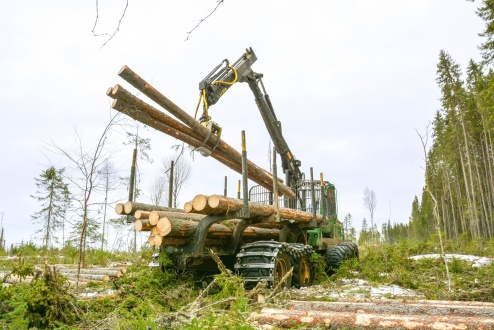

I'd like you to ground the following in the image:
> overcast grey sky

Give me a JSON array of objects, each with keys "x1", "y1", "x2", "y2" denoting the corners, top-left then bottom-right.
[{"x1": 0, "y1": 1, "x2": 485, "y2": 248}]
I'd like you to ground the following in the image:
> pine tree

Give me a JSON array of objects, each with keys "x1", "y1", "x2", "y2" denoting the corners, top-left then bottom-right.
[{"x1": 31, "y1": 166, "x2": 70, "y2": 251}]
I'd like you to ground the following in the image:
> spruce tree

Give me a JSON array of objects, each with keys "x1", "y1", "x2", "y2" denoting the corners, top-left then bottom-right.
[{"x1": 31, "y1": 166, "x2": 71, "y2": 251}]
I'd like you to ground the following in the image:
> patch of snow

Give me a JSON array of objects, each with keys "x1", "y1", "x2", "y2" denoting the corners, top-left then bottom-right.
[
  {"x1": 295, "y1": 279, "x2": 424, "y2": 301},
  {"x1": 410, "y1": 254, "x2": 493, "y2": 267}
]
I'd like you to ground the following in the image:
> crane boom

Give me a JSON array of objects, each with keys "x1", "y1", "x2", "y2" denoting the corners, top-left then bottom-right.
[{"x1": 198, "y1": 47, "x2": 303, "y2": 189}]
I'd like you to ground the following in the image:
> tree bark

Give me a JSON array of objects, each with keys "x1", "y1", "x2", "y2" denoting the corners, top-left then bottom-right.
[
  {"x1": 207, "y1": 194, "x2": 321, "y2": 223},
  {"x1": 149, "y1": 210, "x2": 206, "y2": 222},
  {"x1": 134, "y1": 210, "x2": 151, "y2": 219},
  {"x1": 162, "y1": 217, "x2": 280, "y2": 240},
  {"x1": 112, "y1": 99, "x2": 284, "y2": 195},
  {"x1": 123, "y1": 201, "x2": 183, "y2": 215}
]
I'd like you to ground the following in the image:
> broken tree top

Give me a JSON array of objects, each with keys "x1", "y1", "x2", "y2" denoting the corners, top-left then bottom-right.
[{"x1": 107, "y1": 66, "x2": 295, "y2": 199}]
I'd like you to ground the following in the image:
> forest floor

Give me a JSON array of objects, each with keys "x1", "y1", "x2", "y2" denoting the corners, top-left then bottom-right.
[{"x1": 2, "y1": 246, "x2": 494, "y2": 329}]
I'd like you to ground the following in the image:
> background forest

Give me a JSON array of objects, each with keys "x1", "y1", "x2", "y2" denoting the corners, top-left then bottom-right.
[{"x1": 361, "y1": 1, "x2": 494, "y2": 246}]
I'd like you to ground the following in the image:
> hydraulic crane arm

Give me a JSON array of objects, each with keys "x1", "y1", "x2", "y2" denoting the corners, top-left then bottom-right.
[{"x1": 197, "y1": 48, "x2": 303, "y2": 189}]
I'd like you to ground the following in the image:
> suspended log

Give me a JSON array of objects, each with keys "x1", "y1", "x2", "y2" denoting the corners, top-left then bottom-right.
[
  {"x1": 134, "y1": 210, "x2": 151, "y2": 219},
  {"x1": 115, "y1": 66, "x2": 295, "y2": 198},
  {"x1": 112, "y1": 99, "x2": 283, "y2": 195},
  {"x1": 123, "y1": 201, "x2": 183, "y2": 215},
  {"x1": 134, "y1": 219, "x2": 152, "y2": 231},
  {"x1": 110, "y1": 84, "x2": 203, "y2": 142},
  {"x1": 115, "y1": 203, "x2": 125, "y2": 215},
  {"x1": 111, "y1": 99, "x2": 266, "y2": 190},
  {"x1": 112, "y1": 100, "x2": 282, "y2": 195}
]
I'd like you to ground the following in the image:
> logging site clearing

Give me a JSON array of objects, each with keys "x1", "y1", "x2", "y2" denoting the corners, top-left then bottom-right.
[{"x1": 1, "y1": 247, "x2": 494, "y2": 329}]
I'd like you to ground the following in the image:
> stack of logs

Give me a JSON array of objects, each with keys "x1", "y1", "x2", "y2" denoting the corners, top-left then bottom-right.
[
  {"x1": 117, "y1": 196, "x2": 323, "y2": 247},
  {"x1": 54, "y1": 265, "x2": 127, "y2": 283},
  {"x1": 106, "y1": 65, "x2": 295, "y2": 200},
  {"x1": 0, "y1": 264, "x2": 126, "y2": 286}
]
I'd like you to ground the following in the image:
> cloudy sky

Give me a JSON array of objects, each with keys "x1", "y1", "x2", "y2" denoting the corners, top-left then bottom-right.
[{"x1": 0, "y1": 1, "x2": 485, "y2": 248}]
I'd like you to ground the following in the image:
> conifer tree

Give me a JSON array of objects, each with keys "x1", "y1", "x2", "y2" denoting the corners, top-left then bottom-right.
[{"x1": 31, "y1": 166, "x2": 71, "y2": 251}]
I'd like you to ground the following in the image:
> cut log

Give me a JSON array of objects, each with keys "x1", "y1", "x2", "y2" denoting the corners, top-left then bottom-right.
[
  {"x1": 156, "y1": 217, "x2": 172, "y2": 236},
  {"x1": 111, "y1": 99, "x2": 287, "y2": 196},
  {"x1": 134, "y1": 210, "x2": 151, "y2": 219},
  {"x1": 134, "y1": 219, "x2": 152, "y2": 231},
  {"x1": 123, "y1": 201, "x2": 183, "y2": 215},
  {"x1": 56, "y1": 267, "x2": 122, "y2": 278},
  {"x1": 115, "y1": 203, "x2": 125, "y2": 215},
  {"x1": 192, "y1": 194, "x2": 208, "y2": 211},
  {"x1": 163, "y1": 217, "x2": 280, "y2": 240},
  {"x1": 207, "y1": 194, "x2": 321, "y2": 223},
  {"x1": 257, "y1": 300, "x2": 494, "y2": 329},
  {"x1": 152, "y1": 235, "x2": 163, "y2": 246},
  {"x1": 149, "y1": 211, "x2": 206, "y2": 222},
  {"x1": 184, "y1": 202, "x2": 194, "y2": 213},
  {"x1": 115, "y1": 66, "x2": 295, "y2": 198},
  {"x1": 59, "y1": 272, "x2": 110, "y2": 281}
]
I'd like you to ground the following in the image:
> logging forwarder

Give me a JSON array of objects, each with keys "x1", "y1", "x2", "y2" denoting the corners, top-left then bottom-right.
[{"x1": 163, "y1": 47, "x2": 359, "y2": 288}]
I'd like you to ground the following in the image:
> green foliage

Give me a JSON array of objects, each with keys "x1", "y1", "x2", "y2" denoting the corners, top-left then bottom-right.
[
  {"x1": 327, "y1": 240, "x2": 494, "y2": 302},
  {"x1": 311, "y1": 252, "x2": 330, "y2": 284},
  {"x1": 31, "y1": 166, "x2": 71, "y2": 251},
  {"x1": 1, "y1": 270, "x2": 80, "y2": 329}
]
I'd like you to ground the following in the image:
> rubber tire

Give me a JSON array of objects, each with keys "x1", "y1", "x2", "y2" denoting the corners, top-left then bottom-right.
[
  {"x1": 291, "y1": 254, "x2": 314, "y2": 288},
  {"x1": 273, "y1": 251, "x2": 292, "y2": 288},
  {"x1": 339, "y1": 242, "x2": 359, "y2": 259},
  {"x1": 324, "y1": 245, "x2": 352, "y2": 273}
]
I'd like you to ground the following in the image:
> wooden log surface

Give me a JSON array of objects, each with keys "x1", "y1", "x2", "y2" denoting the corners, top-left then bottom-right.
[
  {"x1": 58, "y1": 272, "x2": 110, "y2": 281},
  {"x1": 115, "y1": 203, "x2": 125, "y2": 215},
  {"x1": 112, "y1": 99, "x2": 286, "y2": 197},
  {"x1": 183, "y1": 202, "x2": 194, "y2": 213},
  {"x1": 134, "y1": 210, "x2": 151, "y2": 219},
  {"x1": 150, "y1": 211, "x2": 206, "y2": 222},
  {"x1": 56, "y1": 267, "x2": 121, "y2": 278},
  {"x1": 123, "y1": 201, "x2": 183, "y2": 215},
  {"x1": 163, "y1": 217, "x2": 280, "y2": 240},
  {"x1": 115, "y1": 66, "x2": 295, "y2": 198},
  {"x1": 207, "y1": 194, "x2": 322, "y2": 223},
  {"x1": 134, "y1": 219, "x2": 152, "y2": 231},
  {"x1": 156, "y1": 217, "x2": 172, "y2": 236}
]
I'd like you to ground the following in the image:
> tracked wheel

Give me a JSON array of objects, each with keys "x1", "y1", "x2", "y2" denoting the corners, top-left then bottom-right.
[
  {"x1": 273, "y1": 252, "x2": 292, "y2": 288},
  {"x1": 292, "y1": 254, "x2": 314, "y2": 288},
  {"x1": 235, "y1": 241, "x2": 293, "y2": 289}
]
